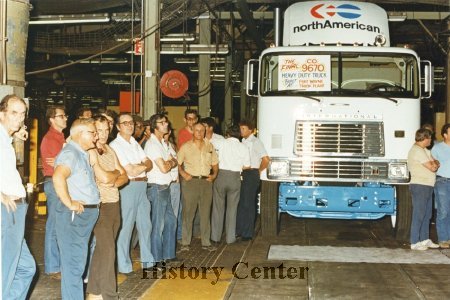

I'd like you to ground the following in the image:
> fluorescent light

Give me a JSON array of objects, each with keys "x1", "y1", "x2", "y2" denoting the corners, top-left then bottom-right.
[
  {"x1": 30, "y1": 14, "x2": 110, "y2": 25},
  {"x1": 161, "y1": 44, "x2": 228, "y2": 55},
  {"x1": 388, "y1": 12, "x2": 407, "y2": 22},
  {"x1": 161, "y1": 34, "x2": 196, "y2": 42},
  {"x1": 74, "y1": 59, "x2": 128, "y2": 64}
]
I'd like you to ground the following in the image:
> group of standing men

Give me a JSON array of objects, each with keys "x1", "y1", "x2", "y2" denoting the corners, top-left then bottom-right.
[
  {"x1": 408, "y1": 124, "x2": 450, "y2": 251},
  {"x1": 1, "y1": 93, "x2": 269, "y2": 300}
]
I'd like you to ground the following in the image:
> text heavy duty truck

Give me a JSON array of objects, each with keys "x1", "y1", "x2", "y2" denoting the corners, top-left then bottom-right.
[{"x1": 246, "y1": 1, "x2": 434, "y2": 240}]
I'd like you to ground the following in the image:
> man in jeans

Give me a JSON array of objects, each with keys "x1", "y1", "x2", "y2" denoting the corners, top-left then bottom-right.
[
  {"x1": 1, "y1": 94, "x2": 36, "y2": 300},
  {"x1": 110, "y1": 113, "x2": 154, "y2": 273},
  {"x1": 40, "y1": 106, "x2": 67, "y2": 278},
  {"x1": 407, "y1": 128, "x2": 440, "y2": 250},
  {"x1": 432, "y1": 123, "x2": 450, "y2": 248},
  {"x1": 53, "y1": 118, "x2": 100, "y2": 299},
  {"x1": 144, "y1": 114, "x2": 178, "y2": 267}
]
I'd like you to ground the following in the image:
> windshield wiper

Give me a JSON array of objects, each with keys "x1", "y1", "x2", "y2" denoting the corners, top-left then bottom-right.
[
  {"x1": 343, "y1": 89, "x2": 398, "y2": 104},
  {"x1": 287, "y1": 90, "x2": 321, "y2": 102}
]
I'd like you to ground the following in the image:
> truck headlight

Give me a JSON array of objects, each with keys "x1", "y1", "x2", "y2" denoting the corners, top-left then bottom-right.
[
  {"x1": 388, "y1": 163, "x2": 408, "y2": 179},
  {"x1": 269, "y1": 160, "x2": 290, "y2": 177}
]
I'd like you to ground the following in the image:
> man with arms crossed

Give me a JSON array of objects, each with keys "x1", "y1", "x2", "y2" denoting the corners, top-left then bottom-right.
[{"x1": 110, "y1": 113, "x2": 154, "y2": 273}]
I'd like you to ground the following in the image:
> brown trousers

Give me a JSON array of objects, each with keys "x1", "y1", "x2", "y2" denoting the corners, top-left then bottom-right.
[
  {"x1": 181, "y1": 178, "x2": 213, "y2": 246},
  {"x1": 86, "y1": 202, "x2": 120, "y2": 300}
]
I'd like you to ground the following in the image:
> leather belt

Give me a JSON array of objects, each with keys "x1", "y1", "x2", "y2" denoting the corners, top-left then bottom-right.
[
  {"x1": 130, "y1": 177, "x2": 147, "y2": 182},
  {"x1": 14, "y1": 198, "x2": 28, "y2": 205},
  {"x1": 84, "y1": 204, "x2": 100, "y2": 209},
  {"x1": 192, "y1": 176, "x2": 209, "y2": 179}
]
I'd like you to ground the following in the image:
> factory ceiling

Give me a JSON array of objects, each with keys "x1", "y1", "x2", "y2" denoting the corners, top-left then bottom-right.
[{"x1": 24, "y1": 0, "x2": 450, "y2": 109}]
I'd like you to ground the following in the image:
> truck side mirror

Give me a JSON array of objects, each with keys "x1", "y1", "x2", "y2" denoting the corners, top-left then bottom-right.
[
  {"x1": 421, "y1": 61, "x2": 434, "y2": 99},
  {"x1": 246, "y1": 59, "x2": 259, "y2": 97}
]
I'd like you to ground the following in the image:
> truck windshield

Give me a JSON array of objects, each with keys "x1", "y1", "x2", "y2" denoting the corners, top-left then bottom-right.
[{"x1": 260, "y1": 52, "x2": 419, "y2": 98}]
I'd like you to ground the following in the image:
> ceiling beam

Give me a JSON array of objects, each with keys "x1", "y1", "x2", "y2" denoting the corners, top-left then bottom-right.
[{"x1": 234, "y1": 0, "x2": 266, "y2": 53}]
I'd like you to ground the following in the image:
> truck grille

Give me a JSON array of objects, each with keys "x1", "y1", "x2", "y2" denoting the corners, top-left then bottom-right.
[
  {"x1": 289, "y1": 160, "x2": 388, "y2": 181},
  {"x1": 294, "y1": 121, "x2": 384, "y2": 157}
]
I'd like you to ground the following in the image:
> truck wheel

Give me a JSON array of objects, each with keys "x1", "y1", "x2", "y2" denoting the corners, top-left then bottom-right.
[
  {"x1": 260, "y1": 180, "x2": 279, "y2": 237},
  {"x1": 394, "y1": 185, "x2": 412, "y2": 242}
]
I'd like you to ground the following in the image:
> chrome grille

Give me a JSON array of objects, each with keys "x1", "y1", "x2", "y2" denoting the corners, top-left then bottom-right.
[
  {"x1": 289, "y1": 160, "x2": 388, "y2": 180},
  {"x1": 294, "y1": 121, "x2": 384, "y2": 157}
]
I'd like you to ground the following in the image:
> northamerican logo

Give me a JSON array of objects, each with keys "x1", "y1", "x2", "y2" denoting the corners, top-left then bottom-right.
[{"x1": 311, "y1": 3, "x2": 361, "y2": 19}]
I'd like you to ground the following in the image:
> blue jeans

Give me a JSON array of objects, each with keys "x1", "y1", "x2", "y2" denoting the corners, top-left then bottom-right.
[
  {"x1": 117, "y1": 181, "x2": 154, "y2": 273},
  {"x1": 2, "y1": 202, "x2": 36, "y2": 300},
  {"x1": 409, "y1": 184, "x2": 433, "y2": 244},
  {"x1": 170, "y1": 182, "x2": 182, "y2": 240},
  {"x1": 434, "y1": 177, "x2": 450, "y2": 242},
  {"x1": 56, "y1": 201, "x2": 98, "y2": 300},
  {"x1": 148, "y1": 183, "x2": 177, "y2": 262},
  {"x1": 44, "y1": 179, "x2": 61, "y2": 274}
]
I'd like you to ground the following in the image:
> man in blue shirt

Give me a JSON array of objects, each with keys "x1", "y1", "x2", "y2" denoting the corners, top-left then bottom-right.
[
  {"x1": 53, "y1": 118, "x2": 100, "y2": 299},
  {"x1": 431, "y1": 123, "x2": 450, "y2": 248}
]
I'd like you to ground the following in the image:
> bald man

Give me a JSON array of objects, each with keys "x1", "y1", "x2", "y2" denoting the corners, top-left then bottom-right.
[{"x1": 53, "y1": 118, "x2": 101, "y2": 299}]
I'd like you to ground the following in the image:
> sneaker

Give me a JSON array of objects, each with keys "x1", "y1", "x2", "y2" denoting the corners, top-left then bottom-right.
[
  {"x1": 421, "y1": 239, "x2": 439, "y2": 249},
  {"x1": 411, "y1": 242, "x2": 428, "y2": 251},
  {"x1": 202, "y1": 245, "x2": 217, "y2": 252},
  {"x1": 439, "y1": 241, "x2": 450, "y2": 249}
]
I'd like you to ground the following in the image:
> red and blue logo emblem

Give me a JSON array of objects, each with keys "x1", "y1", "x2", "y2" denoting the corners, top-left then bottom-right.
[{"x1": 311, "y1": 3, "x2": 361, "y2": 19}]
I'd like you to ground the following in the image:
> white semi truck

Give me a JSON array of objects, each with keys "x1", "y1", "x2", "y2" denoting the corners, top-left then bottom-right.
[{"x1": 246, "y1": 1, "x2": 434, "y2": 240}]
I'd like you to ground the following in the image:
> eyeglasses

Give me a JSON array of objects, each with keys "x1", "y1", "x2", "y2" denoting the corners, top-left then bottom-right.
[
  {"x1": 119, "y1": 121, "x2": 134, "y2": 126},
  {"x1": 156, "y1": 120, "x2": 168, "y2": 125},
  {"x1": 54, "y1": 114, "x2": 68, "y2": 119}
]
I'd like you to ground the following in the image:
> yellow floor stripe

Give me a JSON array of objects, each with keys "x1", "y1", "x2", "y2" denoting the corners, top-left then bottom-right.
[{"x1": 139, "y1": 269, "x2": 233, "y2": 300}]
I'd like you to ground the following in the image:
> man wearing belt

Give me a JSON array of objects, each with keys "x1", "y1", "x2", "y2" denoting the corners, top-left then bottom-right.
[
  {"x1": 236, "y1": 119, "x2": 270, "y2": 241},
  {"x1": 53, "y1": 118, "x2": 100, "y2": 299},
  {"x1": 40, "y1": 106, "x2": 67, "y2": 278},
  {"x1": 1, "y1": 94, "x2": 36, "y2": 300},
  {"x1": 211, "y1": 125, "x2": 250, "y2": 245},
  {"x1": 178, "y1": 123, "x2": 219, "y2": 251},
  {"x1": 432, "y1": 123, "x2": 450, "y2": 249},
  {"x1": 110, "y1": 113, "x2": 154, "y2": 273},
  {"x1": 87, "y1": 115, "x2": 129, "y2": 300},
  {"x1": 144, "y1": 114, "x2": 178, "y2": 266}
]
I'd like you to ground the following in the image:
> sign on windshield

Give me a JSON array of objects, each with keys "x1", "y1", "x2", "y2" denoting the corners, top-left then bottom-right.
[{"x1": 278, "y1": 55, "x2": 331, "y2": 91}]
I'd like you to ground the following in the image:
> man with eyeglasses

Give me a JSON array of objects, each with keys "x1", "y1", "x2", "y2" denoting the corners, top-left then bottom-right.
[
  {"x1": 110, "y1": 113, "x2": 154, "y2": 274},
  {"x1": 144, "y1": 114, "x2": 178, "y2": 268},
  {"x1": 53, "y1": 118, "x2": 100, "y2": 299},
  {"x1": 40, "y1": 106, "x2": 67, "y2": 279},
  {"x1": 178, "y1": 108, "x2": 199, "y2": 149},
  {"x1": 1, "y1": 94, "x2": 36, "y2": 300}
]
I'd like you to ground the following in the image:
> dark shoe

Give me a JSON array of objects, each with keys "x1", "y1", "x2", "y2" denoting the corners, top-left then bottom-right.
[
  {"x1": 241, "y1": 237, "x2": 252, "y2": 241},
  {"x1": 202, "y1": 245, "x2": 217, "y2": 252},
  {"x1": 211, "y1": 240, "x2": 221, "y2": 247},
  {"x1": 164, "y1": 257, "x2": 182, "y2": 265}
]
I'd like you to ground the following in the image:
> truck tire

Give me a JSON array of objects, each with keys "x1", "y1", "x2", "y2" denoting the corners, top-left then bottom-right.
[
  {"x1": 260, "y1": 180, "x2": 279, "y2": 237},
  {"x1": 394, "y1": 185, "x2": 412, "y2": 242}
]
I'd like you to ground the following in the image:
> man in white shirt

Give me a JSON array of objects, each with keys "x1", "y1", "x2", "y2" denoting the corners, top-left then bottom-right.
[
  {"x1": 110, "y1": 113, "x2": 154, "y2": 273},
  {"x1": 201, "y1": 117, "x2": 224, "y2": 151},
  {"x1": 144, "y1": 114, "x2": 178, "y2": 267},
  {"x1": 0, "y1": 94, "x2": 36, "y2": 299},
  {"x1": 211, "y1": 125, "x2": 250, "y2": 244},
  {"x1": 236, "y1": 119, "x2": 270, "y2": 241}
]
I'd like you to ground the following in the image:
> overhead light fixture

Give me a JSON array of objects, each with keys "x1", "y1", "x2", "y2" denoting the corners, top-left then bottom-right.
[
  {"x1": 388, "y1": 12, "x2": 407, "y2": 22},
  {"x1": 174, "y1": 57, "x2": 226, "y2": 64},
  {"x1": 161, "y1": 34, "x2": 196, "y2": 42},
  {"x1": 73, "y1": 58, "x2": 128, "y2": 64},
  {"x1": 30, "y1": 13, "x2": 110, "y2": 25},
  {"x1": 161, "y1": 44, "x2": 229, "y2": 55}
]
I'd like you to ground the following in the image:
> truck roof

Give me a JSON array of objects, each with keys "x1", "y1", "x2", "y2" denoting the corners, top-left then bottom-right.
[{"x1": 283, "y1": 1, "x2": 390, "y2": 47}]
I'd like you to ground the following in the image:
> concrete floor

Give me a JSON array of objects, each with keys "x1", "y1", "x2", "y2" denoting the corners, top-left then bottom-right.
[{"x1": 25, "y1": 213, "x2": 450, "y2": 299}]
